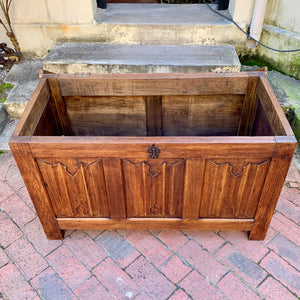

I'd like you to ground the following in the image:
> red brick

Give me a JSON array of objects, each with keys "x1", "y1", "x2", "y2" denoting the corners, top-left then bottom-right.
[
  {"x1": 96, "y1": 230, "x2": 139, "y2": 268},
  {"x1": 0, "y1": 263, "x2": 37, "y2": 299},
  {"x1": 160, "y1": 255, "x2": 191, "y2": 283},
  {"x1": 127, "y1": 230, "x2": 173, "y2": 266},
  {"x1": 134, "y1": 292, "x2": 153, "y2": 300},
  {"x1": 218, "y1": 272, "x2": 261, "y2": 300},
  {"x1": 0, "y1": 211, "x2": 22, "y2": 248},
  {"x1": 17, "y1": 186, "x2": 35, "y2": 210},
  {"x1": 30, "y1": 267, "x2": 75, "y2": 300},
  {"x1": 0, "y1": 248, "x2": 9, "y2": 268},
  {"x1": 0, "y1": 181, "x2": 14, "y2": 202},
  {"x1": 5, "y1": 165, "x2": 24, "y2": 190},
  {"x1": 24, "y1": 218, "x2": 62, "y2": 256},
  {"x1": 261, "y1": 227, "x2": 278, "y2": 245},
  {"x1": 289, "y1": 182, "x2": 300, "y2": 188},
  {"x1": 117, "y1": 229, "x2": 134, "y2": 237},
  {"x1": 65, "y1": 231, "x2": 107, "y2": 269},
  {"x1": 280, "y1": 186, "x2": 300, "y2": 206},
  {"x1": 270, "y1": 212, "x2": 300, "y2": 246},
  {"x1": 179, "y1": 270, "x2": 224, "y2": 299},
  {"x1": 276, "y1": 196, "x2": 300, "y2": 223},
  {"x1": 75, "y1": 276, "x2": 114, "y2": 299},
  {"x1": 268, "y1": 233, "x2": 300, "y2": 271},
  {"x1": 0, "y1": 153, "x2": 13, "y2": 181},
  {"x1": 178, "y1": 240, "x2": 227, "y2": 283},
  {"x1": 169, "y1": 289, "x2": 190, "y2": 300},
  {"x1": 126, "y1": 256, "x2": 175, "y2": 299},
  {"x1": 215, "y1": 243, "x2": 267, "y2": 287},
  {"x1": 156, "y1": 230, "x2": 188, "y2": 252},
  {"x1": 184, "y1": 230, "x2": 224, "y2": 253},
  {"x1": 286, "y1": 162, "x2": 300, "y2": 183},
  {"x1": 1, "y1": 194, "x2": 36, "y2": 227},
  {"x1": 258, "y1": 277, "x2": 298, "y2": 300},
  {"x1": 260, "y1": 251, "x2": 300, "y2": 295},
  {"x1": 47, "y1": 245, "x2": 90, "y2": 290},
  {"x1": 219, "y1": 231, "x2": 269, "y2": 262},
  {"x1": 93, "y1": 257, "x2": 140, "y2": 299},
  {"x1": 83, "y1": 230, "x2": 104, "y2": 239},
  {"x1": 6, "y1": 237, "x2": 48, "y2": 280}
]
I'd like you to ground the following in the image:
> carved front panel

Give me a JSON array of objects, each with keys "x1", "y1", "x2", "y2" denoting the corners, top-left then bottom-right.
[
  {"x1": 37, "y1": 158, "x2": 109, "y2": 218},
  {"x1": 122, "y1": 158, "x2": 186, "y2": 217},
  {"x1": 199, "y1": 158, "x2": 271, "y2": 218}
]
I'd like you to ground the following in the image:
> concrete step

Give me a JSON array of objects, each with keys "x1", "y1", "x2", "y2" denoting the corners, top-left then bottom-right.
[
  {"x1": 43, "y1": 43, "x2": 241, "y2": 74},
  {"x1": 89, "y1": 4, "x2": 245, "y2": 46},
  {"x1": 0, "y1": 120, "x2": 16, "y2": 152}
]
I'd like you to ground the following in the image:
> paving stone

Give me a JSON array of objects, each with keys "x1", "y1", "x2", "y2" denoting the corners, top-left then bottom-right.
[
  {"x1": 168, "y1": 289, "x2": 190, "y2": 300},
  {"x1": 126, "y1": 256, "x2": 175, "y2": 299},
  {"x1": 268, "y1": 233, "x2": 300, "y2": 271},
  {"x1": 270, "y1": 212, "x2": 300, "y2": 246},
  {"x1": 0, "y1": 248, "x2": 9, "y2": 268},
  {"x1": 0, "y1": 211, "x2": 22, "y2": 248},
  {"x1": 156, "y1": 230, "x2": 188, "y2": 252},
  {"x1": 96, "y1": 230, "x2": 139, "y2": 268},
  {"x1": 0, "y1": 263, "x2": 37, "y2": 300},
  {"x1": 6, "y1": 237, "x2": 48, "y2": 281},
  {"x1": 46, "y1": 245, "x2": 90, "y2": 291},
  {"x1": 65, "y1": 231, "x2": 107, "y2": 270},
  {"x1": 260, "y1": 251, "x2": 300, "y2": 295},
  {"x1": 286, "y1": 162, "x2": 300, "y2": 183},
  {"x1": 179, "y1": 270, "x2": 224, "y2": 300},
  {"x1": 184, "y1": 230, "x2": 225, "y2": 254},
  {"x1": 0, "y1": 180, "x2": 14, "y2": 203},
  {"x1": 178, "y1": 240, "x2": 227, "y2": 283},
  {"x1": 30, "y1": 267, "x2": 75, "y2": 300},
  {"x1": 258, "y1": 277, "x2": 298, "y2": 300},
  {"x1": 0, "y1": 153, "x2": 13, "y2": 181},
  {"x1": 276, "y1": 196, "x2": 300, "y2": 223},
  {"x1": 126, "y1": 230, "x2": 172, "y2": 267},
  {"x1": 160, "y1": 255, "x2": 191, "y2": 283},
  {"x1": 280, "y1": 186, "x2": 300, "y2": 206},
  {"x1": 261, "y1": 227, "x2": 278, "y2": 245},
  {"x1": 219, "y1": 231, "x2": 269, "y2": 263},
  {"x1": 217, "y1": 272, "x2": 261, "y2": 300},
  {"x1": 1, "y1": 194, "x2": 36, "y2": 227},
  {"x1": 5, "y1": 165, "x2": 24, "y2": 190},
  {"x1": 74, "y1": 276, "x2": 114, "y2": 300},
  {"x1": 133, "y1": 292, "x2": 153, "y2": 300},
  {"x1": 93, "y1": 257, "x2": 140, "y2": 300},
  {"x1": 215, "y1": 243, "x2": 267, "y2": 287},
  {"x1": 16, "y1": 185, "x2": 35, "y2": 210},
  {"x1": 24, "y1": 218, "x2": 62, "y2": 257},
  {"x1": 83, "y1": 230, "x2": 104, "y2": 239}
]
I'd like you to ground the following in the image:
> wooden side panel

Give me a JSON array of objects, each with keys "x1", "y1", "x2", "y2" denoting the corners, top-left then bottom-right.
[
  {"x1": 162, "y1": 95, "x2": 244, "y2": 136},
  {"x1": 64, "y1": 96, "x2": 147, "y2": 136},
  {"x1": 122, "y1": 159, "x2": 185, "y2": 217},
  {"x1": 37, "y1": 158, "x2": 110, "y2": 217},
  {"x1": 199, "y1": 158, "x2": 271, "y2": 218},
  {"x1": 252, "y1": 100, "x2": 274, "y2": 136}
]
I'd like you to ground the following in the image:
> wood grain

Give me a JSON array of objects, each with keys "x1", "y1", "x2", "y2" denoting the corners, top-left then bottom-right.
[
  {"x1": 57, "y1": 217, "x2": 254, "y2": 231},
  {"x1": 146, "y1": 96, "x2": 162, "y2": 136}
]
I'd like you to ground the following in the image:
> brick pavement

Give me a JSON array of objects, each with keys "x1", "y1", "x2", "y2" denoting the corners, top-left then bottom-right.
[{"x1": 0, "y1": 152, "x2": 299, "y2": 300}]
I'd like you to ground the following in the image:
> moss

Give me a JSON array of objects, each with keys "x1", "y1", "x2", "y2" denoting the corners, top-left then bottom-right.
[
  {"x1": 0, "y1": 97, "x2": 6, "y2": 103},
  {"x1": 0, "y1": 82, "x2": 13, "y2": 94},
  {"x1": 0, "y1": 150, "x2": 3, "y2": 155}
]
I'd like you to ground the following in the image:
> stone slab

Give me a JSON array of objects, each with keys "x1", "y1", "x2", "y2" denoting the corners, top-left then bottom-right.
[
  {"x1": 44, "y1": 43, "x2": 241, "y2": 74},
  {"x1": 0, "y1": 104, "x2": 7, "y2": 134},
  {"x1": 0, "y1": 120, "x2": 16, "y2": 152}
]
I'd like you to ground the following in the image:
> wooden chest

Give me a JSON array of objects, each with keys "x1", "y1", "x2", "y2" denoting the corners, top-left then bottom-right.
[{"x1": 9, "y1": 71, "x2": 297, "y2": 240}]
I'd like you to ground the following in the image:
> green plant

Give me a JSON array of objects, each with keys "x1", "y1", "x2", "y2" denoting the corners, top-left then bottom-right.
[
  {"x1": 0, "y1": 82, "x2": 13, "y2": 94},
  {"x1": 0, "y1": 150, "x2": 3, "y2": 155},
  {"x1": 0, "y1": 96, "x2": 6, "y2": 103}
]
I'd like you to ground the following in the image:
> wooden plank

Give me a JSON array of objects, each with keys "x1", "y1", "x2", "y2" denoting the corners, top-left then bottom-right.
[
  {"x1": 238, "y1": 76, "x2": 259, "y2": 135},
  {"x1": 13, "y1": 79, "x2": 50, "y2": 136},
  {"x1": 102, "y1": 158, "x2": 126, "y2": 218},
  {"x1": 199, "y1": 158, "x2": 271, "y2": 218},
  {"x1": 57, "y1": 217, "x2": 254, "y2": 231},
  {"x1": 162, "y1": 94, "x2": 244, "y2": 136},
  {"x1": 64, "y1": 96, "x2": 146, "y2": 136},
  {"x1": 28, "y1": 137, "x2": 277, "y2": 159},
  {"x1": 249, "y1": 142, "x2": 296, "y2": 240},
  {"x1": 182, "y1": 159, "x2": 205, "y2": 219},
  {"x1": 9, "y1": 142, "x2": 63, "y2": 239},
  {"x1": 48, "y1": 78, "x2": 72, "y2": 136},
  {"x1": 57, "y1": 76, "x2": 249, "y2": 97},
  {"x1": 257, "y1": 77, "x2": 294, "y2": 136},
  {"x1": 145, "y1": 96, "x2": 162, "y2": 136}
]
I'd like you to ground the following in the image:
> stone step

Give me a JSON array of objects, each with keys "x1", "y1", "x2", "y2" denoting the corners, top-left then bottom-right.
[
  {"x1": 0, "y1": 120, "x2": 16, "y2": 152},
  {"x1": 43, "y1": 43, "x2": 241, "y2": 74}
]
